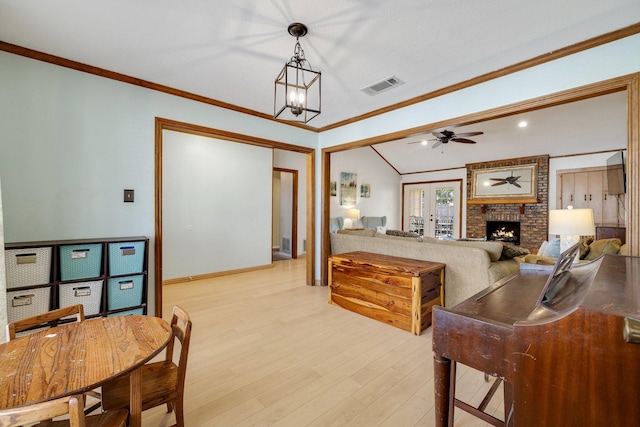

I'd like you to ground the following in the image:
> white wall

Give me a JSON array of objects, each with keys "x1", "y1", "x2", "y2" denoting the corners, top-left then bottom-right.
[
  {"x1": 162, "y1": 131, "x2": 273, "y2": 280},
  {"x1": 330, "y1": 147, "x2": 402, "y2": 229},
  {"x1": 315, "y1": 33, "x2": 640, "y2": 272},
  {"x1": 1, "y1": 32, "x2": 639, "y2": 286},
  {"x1": 0, "y1": 51, "x2": 316, "y2": 312}
]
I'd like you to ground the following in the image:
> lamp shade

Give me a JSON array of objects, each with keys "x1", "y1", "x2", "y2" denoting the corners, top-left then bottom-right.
[
  {"x1": 347, "y1": 209, "x2": 360, "y2": 221},
  {"x1": 548, "y1": 208, "x2": 595, "y2": 236}
]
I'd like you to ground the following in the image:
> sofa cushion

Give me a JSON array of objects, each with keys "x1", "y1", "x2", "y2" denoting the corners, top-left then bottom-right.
[
  {"x1": 433, "y1": 239, "x2": 504, "y2": 262},
  {"x1": 337, "y1": 229, "x2": 377, "y2": 237},
  {"x1": 584, "y1": 238, "x2": 621, "y2": 260}
]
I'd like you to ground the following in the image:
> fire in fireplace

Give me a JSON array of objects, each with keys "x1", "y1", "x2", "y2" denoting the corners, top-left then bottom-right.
[{"x1": 486, "y1": 221, "x2": 521, "y2": 245}]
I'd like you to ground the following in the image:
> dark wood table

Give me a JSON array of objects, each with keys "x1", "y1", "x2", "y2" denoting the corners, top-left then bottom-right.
[
  {"x1": 432, "y1": 255, "x2": 640, "y2": 427},
  {"x1": 0, "y1": 315, "x2": 172, "y2": 427}
]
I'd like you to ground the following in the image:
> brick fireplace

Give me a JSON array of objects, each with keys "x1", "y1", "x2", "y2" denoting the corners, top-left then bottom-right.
[{"x1": 466, "y1": 155, "x2": 549, "y2": 253}]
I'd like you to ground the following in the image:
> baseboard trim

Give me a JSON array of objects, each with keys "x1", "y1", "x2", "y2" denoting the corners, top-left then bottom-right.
[{"x1": 162, "y1": 263, "x2": 274, "y2": 285}]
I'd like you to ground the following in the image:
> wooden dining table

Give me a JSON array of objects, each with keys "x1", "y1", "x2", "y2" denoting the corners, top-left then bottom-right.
[{"x1": 0, "y1": 315, "x2": 172, "y2": 427}]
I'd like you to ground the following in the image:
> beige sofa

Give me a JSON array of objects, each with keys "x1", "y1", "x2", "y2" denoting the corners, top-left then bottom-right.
[{"x1": 330, "y1": 230, "x2": 522, "y2": 307}]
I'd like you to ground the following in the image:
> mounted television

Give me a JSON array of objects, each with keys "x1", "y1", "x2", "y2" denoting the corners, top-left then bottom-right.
[{"x1": 606, "y1": 151, "x2": 626, "y2": 195}]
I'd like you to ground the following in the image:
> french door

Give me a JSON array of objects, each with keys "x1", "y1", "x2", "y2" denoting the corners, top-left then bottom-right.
[{"x1": 403, "y1": 180, "x2": 462, "y2": 238}]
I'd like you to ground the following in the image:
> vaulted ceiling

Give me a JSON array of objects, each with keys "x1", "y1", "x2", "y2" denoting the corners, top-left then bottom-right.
[{"x1": 0, "y1": 1, "x2": 638, "y2": 172}]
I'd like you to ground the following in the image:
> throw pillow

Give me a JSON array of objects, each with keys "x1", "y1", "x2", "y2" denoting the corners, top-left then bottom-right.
[
  {"x1": 579, "y1": 236, "x2": 594, "y2": 259},
  {"x1": 537, "y1": 240, "x2": 549, "y2": 256},
  {"x1": 385, "y1": 229, "x2": 418, "y2": 238},
  {"x1": 500, "y1": 243, "x2": 530, "y2": 260},
  {"x1": 540, "y1": 238, "x2": 561, "y2": 258},
  {"x1": 377, "y1": 226, "x2": 388, "y2": 234},
  {"x1": 584, "y1": 238, "x2": 621, "y2": 260}
]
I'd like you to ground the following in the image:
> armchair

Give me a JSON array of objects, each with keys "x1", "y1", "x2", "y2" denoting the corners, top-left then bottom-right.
[{"x1": 361, "y1": 216, "x2": 386, "y2": 231}]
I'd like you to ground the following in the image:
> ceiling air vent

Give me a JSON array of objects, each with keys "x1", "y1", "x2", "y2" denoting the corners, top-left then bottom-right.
[{"x1": 361, "y1": 76, "x2": 404, "y2": 96}]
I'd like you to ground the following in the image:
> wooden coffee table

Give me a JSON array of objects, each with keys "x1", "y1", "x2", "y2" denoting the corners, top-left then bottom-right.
[{"x1": 329, "y1": 251, "x2": 445, "y2": 335}]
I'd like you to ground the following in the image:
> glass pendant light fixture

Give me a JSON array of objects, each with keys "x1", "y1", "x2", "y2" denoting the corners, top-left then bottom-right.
[{"x1": 274, "y1": 23, "x2": 321, "y2": 124}]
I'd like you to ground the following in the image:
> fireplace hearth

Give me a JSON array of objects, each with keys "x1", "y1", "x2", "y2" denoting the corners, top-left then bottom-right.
[{"x1": 486, "y1": 221, "x2": 521, "y2": 245}]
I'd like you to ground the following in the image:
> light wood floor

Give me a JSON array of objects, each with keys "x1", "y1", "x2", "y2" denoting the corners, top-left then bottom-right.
[{"x1": 144, "y1": 258, "x2": 504, "y2": 426}]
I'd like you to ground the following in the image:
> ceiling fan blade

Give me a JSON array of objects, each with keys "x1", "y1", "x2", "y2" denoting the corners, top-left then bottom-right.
[
  {"x1": 432, "y1": 140, "x2": 443, "y2": 149},
  {"x1": 431, "y1": 132, "x2": 447, "y2": 139},
  {"x1": 454, "y1": 131, "x2": 483, "y2": 138},
  {"x1": 491, "y1": 182, "x2": 507, "y2": 186},
  {"x1": 451, "y1": 138, "x2": 477, "y2": 144},
  {"x1": 513, "y1": 182, "x2": 522, "y2": 188},
  {"x1": 489, "y1": 178, "x2": 506, "y2": 181}
]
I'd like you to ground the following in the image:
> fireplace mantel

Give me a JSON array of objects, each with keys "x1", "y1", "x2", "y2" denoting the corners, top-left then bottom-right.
[{"x1": 467, "y1": 198, "x2": 539, "y2": 214}]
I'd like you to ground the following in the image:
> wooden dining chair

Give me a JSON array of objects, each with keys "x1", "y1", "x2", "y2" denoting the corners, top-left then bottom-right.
[
  {"x1": 6, "y1": 304, "x2": 85, "y2": 340},
  {"x1": 0, "y1": 394, "x2": 127, "y2": 427},
  {"x1": 101, "y1": 305, "x2": 192, "y2": 427},
  {"x1": 6, "y1": 304, "x2": 102, "y2": 414}
]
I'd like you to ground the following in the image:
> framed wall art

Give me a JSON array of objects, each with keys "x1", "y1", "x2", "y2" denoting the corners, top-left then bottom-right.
[
  {"x1": 471, "y1": 164, "x2": 537, "y2": 200},
  {"x1": 360, "y1": 183, "x2": 371, "y2": 198},
  {"x1": 340, "y1": 172, "x2": 357, "y2": 206},
  {"x1": 330, "y1": 181, "x2": 337, "y2": 197}
]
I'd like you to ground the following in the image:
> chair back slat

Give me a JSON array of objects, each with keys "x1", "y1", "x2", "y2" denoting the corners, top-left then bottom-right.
[
  {"x1": 6, "y1": 304, "x2": 85, "y2": 341},
  {"x1": 0, "y1": 395, "x2": 83, "y2": 427}
]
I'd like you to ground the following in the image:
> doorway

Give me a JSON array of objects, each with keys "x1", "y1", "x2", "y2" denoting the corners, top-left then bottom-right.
[
  {"x1": 402, "y1": 180, "x2": 463, "y2": 238},
  {"x1": 273, "y1": 168, "x2": 298, "y2": 261}
]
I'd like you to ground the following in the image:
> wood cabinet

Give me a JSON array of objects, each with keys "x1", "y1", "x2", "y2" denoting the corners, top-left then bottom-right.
[
  {"x1": 559, "y1": 168, "x2": 620, "y2": 225},
  {"x1": 4, "y1": 236, "x2": 148, "y2": 324},
  {"x1": 328, "y1": 251, "x2": 444, "y2": 335}
]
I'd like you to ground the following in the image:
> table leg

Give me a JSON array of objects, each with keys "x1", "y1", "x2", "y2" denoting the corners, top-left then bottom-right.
[
  {"x1": 129, "y1": 367, "x2": 143, "y2": 427},
  {"x1": 434, "y1": 354, "x2": 453, "y2": 427}
]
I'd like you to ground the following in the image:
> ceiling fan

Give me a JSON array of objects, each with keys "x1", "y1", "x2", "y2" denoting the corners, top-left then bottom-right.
[
  {"x1": 408, "y1": 129, "x2": 484, "y2": 149},
  {"x1": 491, "y1": 175, "x2": 522, "y2": 188}
]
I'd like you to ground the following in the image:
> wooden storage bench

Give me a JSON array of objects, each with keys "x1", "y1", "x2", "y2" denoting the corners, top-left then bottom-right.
[{"x1": 328, "y1": 251, "x2": 444, "y2": 335}]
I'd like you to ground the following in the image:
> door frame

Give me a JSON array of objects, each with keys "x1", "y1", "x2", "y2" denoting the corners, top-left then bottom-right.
[
  {"x1": 155, "y1": 118, "x2": 315, "y2": 318},
  {"x1": 273, "y1": 167, "x2": 298, "y2": 259}
]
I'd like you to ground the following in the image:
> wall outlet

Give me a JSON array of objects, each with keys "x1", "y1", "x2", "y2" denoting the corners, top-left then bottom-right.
[{"x1": 124, "y1": 189, "x2": 134, "y2": 202}]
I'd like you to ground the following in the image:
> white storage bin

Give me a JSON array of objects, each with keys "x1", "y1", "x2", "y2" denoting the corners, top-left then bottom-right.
[
  {"x1": 7, "y1": 287, "x2": 51, "y2": 324},
  {"x1": 5, "y1": 247, "x2": 52, "y2": 289},
  {"x1": 58, "y1": 280, "x2": 103, "y2": 317}
]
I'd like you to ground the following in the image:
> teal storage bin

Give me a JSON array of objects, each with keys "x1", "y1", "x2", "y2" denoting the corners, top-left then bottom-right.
[
  {"x1": 59, "y1": 244, "x2": 103, "y2": 281},
  {"x1": 111, "y1": 308, "x2": 144, "y2": 316},
  {"x1": 107, "y1": 274, "x2": 143, "y2": 310},
  {"x1": 108, "y1": 241, "x2": 145, "y2": 275}
]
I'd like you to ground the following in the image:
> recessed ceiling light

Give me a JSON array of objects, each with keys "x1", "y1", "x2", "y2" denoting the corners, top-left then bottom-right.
[
  {"x1": 518, "y1": 121, "x2": 528, "y2": 128},
  {"x1": 421, "y1": 140, "x2": 428, "y2": 146}
]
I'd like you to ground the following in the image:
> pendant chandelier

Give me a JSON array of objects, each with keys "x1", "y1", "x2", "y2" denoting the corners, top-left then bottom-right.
[{"x1": 274, "y1": 23, "x2": 321, "y2": 124}]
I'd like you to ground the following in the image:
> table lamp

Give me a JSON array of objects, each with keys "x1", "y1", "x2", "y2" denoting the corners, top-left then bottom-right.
[
  {"x1": 347, "y1": 208, "x2": 360, "y2": 229},
  {"x1": 548, "y1": 207, "x2": 595, "y2": 254}
]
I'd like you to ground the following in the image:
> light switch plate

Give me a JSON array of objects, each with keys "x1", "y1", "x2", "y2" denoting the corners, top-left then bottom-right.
[{"x1": 124, "y1": 189, "x2": 134, "y2": 202}]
